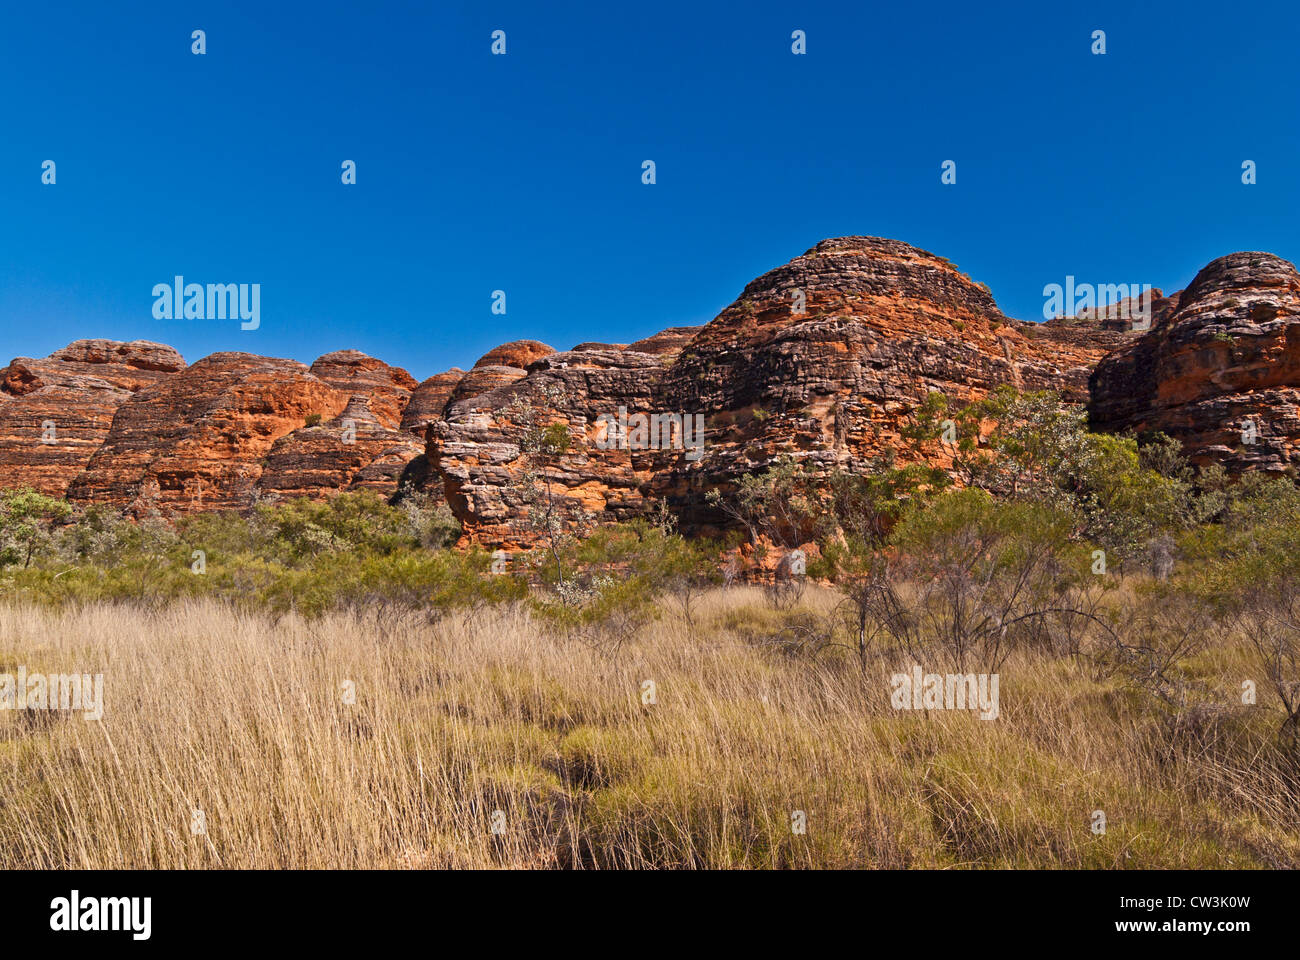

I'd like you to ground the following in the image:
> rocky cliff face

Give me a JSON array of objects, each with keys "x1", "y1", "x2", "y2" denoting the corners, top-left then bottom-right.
[
  {"x1": 307, "y1": 350, "x2": 418, "y2": 430},
  {"x1": 0, "y1": 340, "x2": 185, "y2": 497},
  {"x1": 401, "y1": 368, "x2": 465, "y2": 436},
  {"x1": 66, "y1": 353, "x2": 349, "y2": 515},
  {"x1": 1089, "y1": 252, "x2": 1300, "y2": 474},
  {"x1": 432, "y1": 346, "x2": 673, "y2": 546},
  {"x1": 431, "y1": 237, "x2": 1133, "y2": 545},
  {"x1": 4, "y1": 238, "x2": 1295, "y2": 538},
  {"x1": 473, "y1": 340, "x2": 555, "y2": 370},
  {"x1": 256, "y1": 394, "x2": 425, "y2": 500}
]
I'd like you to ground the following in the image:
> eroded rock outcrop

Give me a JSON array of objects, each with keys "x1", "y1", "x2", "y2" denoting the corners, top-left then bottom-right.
[
  {"x1": 1073, "y1": 287, "x2": 1182, "y2": 330},
  {"x1": 473, "y1": 340, "x2": 554, "y2": 370},
  {"x1": 1089, "y1": 252, "x2": 1300, "y2": 473},
  {"x1": 432, "y1": 237, "x2": 1135, "y2": 546},
  {"x1": 432, "y1": 346, "x2": 670, "y2": 546},
  {"x1": 627, "y1": 327, "x2": 703, "y2": 355},
  {"x1": 66, "y1": 353, "x2": 348, "y2": 515},
  {"x1": 308, "y1": 350, "x2": 417, "y2": 430},
  {"x1": 438, "y1": 341, "x2": 559, "y2": 413},
  {"x1": 257, "y1": 395, "x2": 424, "y2": 500},
  {"x1": 9, "y1": 239, "x2": 1294, "y2": 536},
  {"x1": 400, "y1": 368, "x2": 465, "y2": 436},
  {"x1": 0, "y1": 340, "x2": 186, "y2": 496}
]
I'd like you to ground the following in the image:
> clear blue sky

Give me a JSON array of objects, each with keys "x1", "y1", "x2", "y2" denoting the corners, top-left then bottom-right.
[{"x1": 1, "y1": 1, "x2": 1295, "y2": 381}]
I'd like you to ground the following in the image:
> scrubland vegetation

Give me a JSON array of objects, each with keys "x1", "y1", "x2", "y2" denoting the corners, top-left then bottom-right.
[{"x1": 1, "y1": 387, "x2": 1299, "y2": 868}]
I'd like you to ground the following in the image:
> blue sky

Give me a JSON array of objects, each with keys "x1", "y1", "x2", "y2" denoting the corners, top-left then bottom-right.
[{"x1": 1, "y1": 1, "x2": 1296, "y2": 381}]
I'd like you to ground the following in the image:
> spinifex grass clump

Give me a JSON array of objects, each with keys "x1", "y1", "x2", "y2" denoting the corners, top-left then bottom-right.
[{"x1": 0, "y1": 589, "x2": 1296, "y2": 869}]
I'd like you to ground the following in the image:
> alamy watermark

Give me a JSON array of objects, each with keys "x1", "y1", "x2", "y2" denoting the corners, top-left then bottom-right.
[
  {"x1": 152, "y1": 276, "x2": 260, "y2": 330},
  {"x1": 594, "y1": 406, "x2": 705, "y2": 461},
  {"x1": 0, "y1": 667, "x2": 104, "y2": 721},
  {"x1": 1042, "y1": 277, "x2": 1154, "y2": 327},
  {"x1": 890, "y1": 665, "x2": 999, "y2": 720},
  {"x1": 50, "y1": 891, "x2": 150, "y2": 940}
]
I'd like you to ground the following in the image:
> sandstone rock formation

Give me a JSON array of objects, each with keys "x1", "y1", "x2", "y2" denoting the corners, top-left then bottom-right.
[
  {"x1": 1073, "y1": 286, "x2": 1182, "y2": 329},
  {"x1": 308, "y1": 350, "x2": 417, "y2": 430},
  {"x1": 431, "y1": 237, "x2": 1137, "y2": 546},
  {"x1": 1041, "y1": 289, "x2": 1183, "y2": 361},
  {"x1": 1089, "y1": 252, "x2": 1300, "y2": 474},
  {"x1": 67, "y1": 353, "x2": 349, "y2": 515},
  {"x1": 400, "y1": 368, "x2": 465, "y2": 436},
  {"x1": 442, "y1": 342, "x2": 557, "y2": 413},
  {"x1": 566, "y1": 329, "x2": 700, "y2": 356},
  {"x1": 0, "y1": 340, "x2": 185, "y2": 496},
  {"x1": 257, "y1": 395, "x2": 424, "y2": 500},
  {"x1": 626, "y1": 327, "x2": 703, "y2": 355},
  {"x1": 473, "y1": 340, "x2": 554, "y2": 370},
  {"x1": 432, "y1": 346, "x2": 671, "y2": 546},
  {"x1": 442, "y1": 366, "x2": 521, "y2": 411},
  {"x1": 4, "y1": 238, "x2": 1295, "y2": 541}
]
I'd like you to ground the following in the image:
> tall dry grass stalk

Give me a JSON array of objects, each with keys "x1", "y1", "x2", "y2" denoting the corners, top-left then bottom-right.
[{"x1": 0, "y1": 589, "x2": 1296, "y2": 868}]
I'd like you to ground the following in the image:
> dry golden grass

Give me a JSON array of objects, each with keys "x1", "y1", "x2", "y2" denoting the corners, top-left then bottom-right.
[{"x1": 0, "y1": 588, "x2": 1297, "y2": 869}]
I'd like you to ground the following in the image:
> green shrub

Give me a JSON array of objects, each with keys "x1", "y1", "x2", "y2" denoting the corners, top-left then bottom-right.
[
  {"x1": 525, "y1": 521, "x2": 720, "y2": 642},
  {"x1": 0, "y1": 488, "x2": 72, "y2": 569},
  {"x1": 0, "y1": 490, "x2": 483, "y2": 617}
]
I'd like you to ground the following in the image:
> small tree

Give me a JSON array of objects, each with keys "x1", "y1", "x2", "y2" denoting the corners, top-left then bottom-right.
[
  {"x1": 816, "y1": 459, "x2": 948, "y2": 671},
  {"x1": 0, "y1": 488, "x2": 72, "y2": 569},
  {"x1": 880, "y1": 488, "x2": 1101, "y2": 673},
  {"x1": 705, "y1": 456, "x2": 831, "y2": 605},
  {"x1": 1238, "y1": 583, "x2": 1300, "y2": 746},
  {"x1": 912, "y1": 387, "x2": 1194, "y2": 567}
]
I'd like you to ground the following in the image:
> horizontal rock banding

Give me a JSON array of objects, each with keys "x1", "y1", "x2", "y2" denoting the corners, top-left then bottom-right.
[
  {"x1": 66, "y1": 353, "x2": 348, "y2": 515},
  {"x1": 0, "y1": 238, "x2": 1292, "y2": 543},
  {"x1": 432, "y1": 237, "x2": 1139, "y2": 545},
  {"x1": 1089, "y1": 252, "x2": 1300, "y2": 473},
  {"x1": 0, "y1": 340, "x2": 186, "y2": 497},
  {"x1": 257, "y1": 395, "x2": 424, "y2": 500}
]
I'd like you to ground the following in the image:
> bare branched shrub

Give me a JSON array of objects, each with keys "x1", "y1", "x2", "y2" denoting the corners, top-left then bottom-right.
[
  {"x1": 704, "y1": 456, "x2": 827, "y2": 584},
  {"x1": 1091, "y1": 591, "x2": 1213, "y2": 710},
  {"x1": 878, "y1": 489, "x2": 1102, "y2": 673},
  {"x1": 1234, "y1": 581, "x2": 1300, "y2": 745},
  {"x1": 766, "y1": 552, "x2": 807, "y2": 611}
]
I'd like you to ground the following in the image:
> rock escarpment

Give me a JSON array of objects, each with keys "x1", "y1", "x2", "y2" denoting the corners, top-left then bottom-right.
[
  {"x1": 432, "y1": 346, "x2": 673, "y2": 546},
  {"x1": 0, "y1": 340, "x2": 186, "y2": 496},
  {"x1": 66, "y1": 353, "x2": 349, "y2": 515},
  {"x1": 257, "y1": 395, "x2": 424, "y2": 500},
  {"x1": 3, "y1": 238, "x2": 1295, "y2": 539},
  {"x1": 432, "y1": 237, "x2": 1134, "y2": 545},
  {"x1": 401, "y1": 368, "x2": 466, "y2": 436},
  {"x1": 308, "y1": 350, "x2": 418, "y2": 430},
  {"x1": 1089, "y1": 252, "x2": 1300, "y2": 474}
]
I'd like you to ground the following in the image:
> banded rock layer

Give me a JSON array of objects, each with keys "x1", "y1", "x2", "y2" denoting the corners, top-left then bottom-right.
[
  {"x1": 66, "y1": 353, "x2": 350, "y2": 515},
  {"x1": 3, "y1": 237, "x2": 1296, "y2": 544},
  {"x1": 0, "y1": 340, "x2": 185, "y2": 497},
  {"x1": 1089, "y1": 252, "x2": 1300, "y2": 473},
  {"x1": 432, "y1": 237, "x2": 1135, "y2": 545},
  {"x1": 257, "y1": 395, "x2": 425, "y2": 500}
]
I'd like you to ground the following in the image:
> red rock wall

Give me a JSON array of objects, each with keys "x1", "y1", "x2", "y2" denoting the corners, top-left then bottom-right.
[
  {"x1": 0, "y1": 340, "x2": 185, "y2": 497},
  {"x1": 3, "y1": 238, "x2": 1294, "y2": 539},
  {"x1": 1089, "y1": 252, "x2": 1300, "y2": 474}
]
